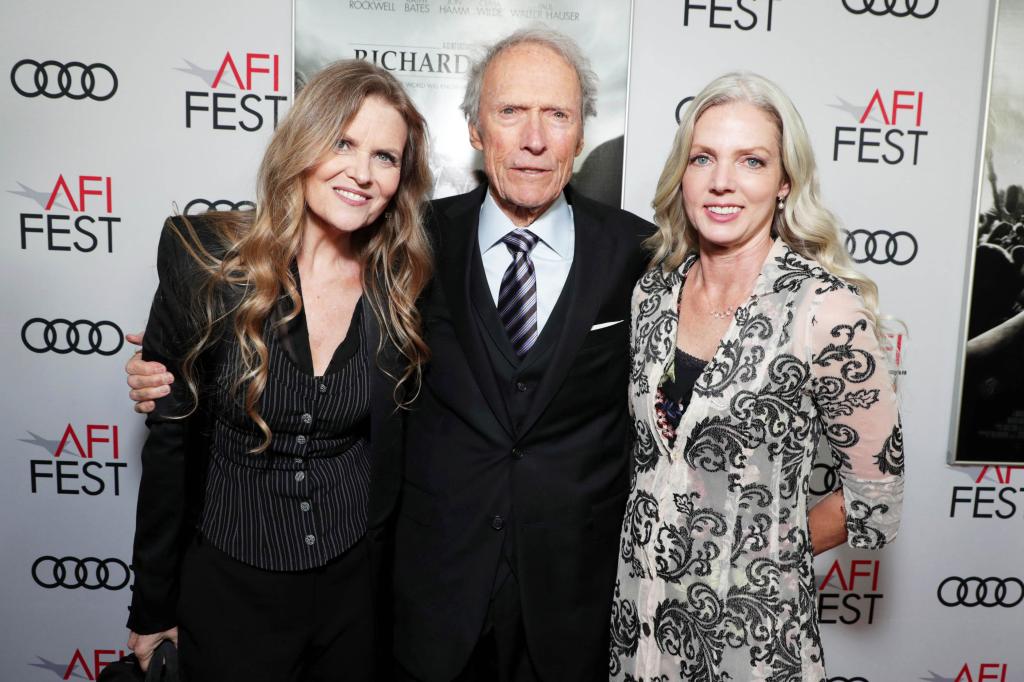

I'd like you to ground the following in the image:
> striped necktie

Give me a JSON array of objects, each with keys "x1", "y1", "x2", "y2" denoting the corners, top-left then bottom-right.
[{"x1": 497, "y1": 228, "x2": 541, "y2": 357}]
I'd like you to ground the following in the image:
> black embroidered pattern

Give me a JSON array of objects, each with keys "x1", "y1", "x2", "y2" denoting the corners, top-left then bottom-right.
[
  {"x1": 875, "y1": 419, "x2": 905, "y2": 476},
  {"x1": 621, "y1": 490, "x2": 660, "y2": 580},
  {"x1": 609, "y1": 579, "x2": 641, "y2": 677},
  {"x1": 654, "y1": 492, "x2": 728, "y2": 583}
]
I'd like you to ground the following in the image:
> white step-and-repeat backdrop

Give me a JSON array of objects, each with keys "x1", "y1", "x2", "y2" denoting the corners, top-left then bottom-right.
[{"x1": 2, "y1": 1, "x2": 1020, "y2": 681}]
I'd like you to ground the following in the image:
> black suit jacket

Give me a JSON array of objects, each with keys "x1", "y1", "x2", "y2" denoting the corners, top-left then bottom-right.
[{"x1": 389, "y1": 185, "x2": 653, "y2": 681}]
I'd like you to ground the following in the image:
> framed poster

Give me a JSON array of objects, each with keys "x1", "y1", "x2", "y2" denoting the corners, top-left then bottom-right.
[
  {"x1": 951, "y1": 0, "x2": 1024, "y2": 464},
  {"x1": 295, "y1": 0, "x2": 633, "y2": 203}
]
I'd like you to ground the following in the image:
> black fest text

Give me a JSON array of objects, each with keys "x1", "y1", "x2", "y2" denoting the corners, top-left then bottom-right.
[
  {"x1": 950, "y1": 466, "x2": 1024, "y2": 519},
  {"x1": 684, "y1": 0, "x2": 777, "y2": 31}
]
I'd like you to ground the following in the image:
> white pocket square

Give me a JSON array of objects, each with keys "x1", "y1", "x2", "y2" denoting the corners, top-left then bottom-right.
[{"x1": 590, "y1": 320, "x2": 624, "y2": 331}]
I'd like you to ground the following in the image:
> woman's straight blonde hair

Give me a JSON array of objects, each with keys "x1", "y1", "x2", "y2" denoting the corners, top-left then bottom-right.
[
  {"x1": 647, "y1": 72, "x2": 885, "y2": 339},
  {"x1": 172, "y1": 60, "x2": 433, "y2": 451}
]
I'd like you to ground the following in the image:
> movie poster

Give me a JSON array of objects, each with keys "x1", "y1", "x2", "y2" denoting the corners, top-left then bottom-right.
[
  {"x1": 953, "y1": 1, "x2": 1024, "y2": 464},
  {"x1": 295, "y1": 0, "x2": 632, "y2": 202}
]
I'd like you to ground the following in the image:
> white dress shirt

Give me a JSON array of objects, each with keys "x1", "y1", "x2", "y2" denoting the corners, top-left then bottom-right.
[{"x1": 478, "y1": 190, "x2": 575, "y2": 335}]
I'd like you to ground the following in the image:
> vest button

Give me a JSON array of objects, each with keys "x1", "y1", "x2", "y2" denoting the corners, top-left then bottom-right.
[
  {"x1": 491, "y1": 515, "x2": 504, "y2": 531},
  {"x1": 515, "y1": 380, "x2": 527, "y2": 392},
  {"x1": 512, "y1": 448, "x2": 524, "y2": 460}
]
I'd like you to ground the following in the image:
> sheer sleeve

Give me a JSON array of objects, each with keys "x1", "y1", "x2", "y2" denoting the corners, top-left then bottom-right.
[{"x1": 806, "y1": 286, "x2": 904, "y2": 549}]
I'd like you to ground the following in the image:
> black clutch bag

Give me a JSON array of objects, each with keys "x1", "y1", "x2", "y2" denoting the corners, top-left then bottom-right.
[{"x1": 97, "y1": 639, "x2": 179, "y2": 682}]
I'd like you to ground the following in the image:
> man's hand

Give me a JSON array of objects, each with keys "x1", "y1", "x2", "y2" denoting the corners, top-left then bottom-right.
[
  {"x1": 125, "y1": 332, "x2": 175, "y2": 414},
  {"x1": 128, "y1": 627, "x2": 178, "y2": 672}
]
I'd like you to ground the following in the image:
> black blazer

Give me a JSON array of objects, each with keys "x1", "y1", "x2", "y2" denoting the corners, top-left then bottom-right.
[
  {"x1": 390, "y1": 185, "x2": 653, "y2": 681},
  {"x1": 129, "y1": 215, "x2": 405, "y2": 633}
]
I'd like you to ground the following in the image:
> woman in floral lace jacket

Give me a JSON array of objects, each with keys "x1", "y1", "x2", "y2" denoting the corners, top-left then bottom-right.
[{"x1": 609, "y1": 73, "x2": 904, "y2": 682}]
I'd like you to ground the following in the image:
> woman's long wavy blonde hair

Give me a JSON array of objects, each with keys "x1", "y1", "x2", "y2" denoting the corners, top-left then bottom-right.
[
  {"x1": 173, "y1": 60, "x2": 433, "y2": 451},
  {"x1": 647, "y1": 72, "x2": 885, "y2": 340}
]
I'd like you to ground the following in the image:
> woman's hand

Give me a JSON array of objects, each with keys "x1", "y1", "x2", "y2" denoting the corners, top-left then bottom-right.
[
  {"x1": 127, "y1": 627, "x2": 178, "y2": 671},
  {"x1": 808, "y1": 489, "x2": 848, "y2": 555}
]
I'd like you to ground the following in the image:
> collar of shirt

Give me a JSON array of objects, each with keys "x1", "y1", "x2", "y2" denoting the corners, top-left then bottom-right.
[{"x1": 478, "y1": 189, "x2": 574, "y2": 262}]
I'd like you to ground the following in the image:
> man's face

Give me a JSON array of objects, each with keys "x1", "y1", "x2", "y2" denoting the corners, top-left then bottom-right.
[{"x1": 469, "y1": 42, "x2": 584, "y2": 227}]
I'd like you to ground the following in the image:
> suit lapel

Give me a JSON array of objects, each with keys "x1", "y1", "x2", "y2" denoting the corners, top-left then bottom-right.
[
  {"x1": 517, "y1": 188, "x2": 614, "y2": 436},
  {"x1": 434, "y1": 185, "x2": 515, "y2": 436}
]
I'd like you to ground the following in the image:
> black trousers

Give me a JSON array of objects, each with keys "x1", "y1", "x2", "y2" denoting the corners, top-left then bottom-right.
[
  {"x1": 177, "y1": 534, "x2": 374, "y2": 682},
  {"x1": 395, "y1": 560, "x2": 540, "y2": 682}
]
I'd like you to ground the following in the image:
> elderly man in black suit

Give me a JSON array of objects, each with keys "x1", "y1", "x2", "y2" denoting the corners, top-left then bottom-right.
[
  {"x1": 389, "y1": 29, "x2": 651, "y2": 681},
  {"x1": 127, "y1": 28, "x2": 652, "y2": 682}
]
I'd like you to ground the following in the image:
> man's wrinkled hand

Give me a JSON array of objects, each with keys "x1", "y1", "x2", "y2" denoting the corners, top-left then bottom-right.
[{"x1": 125, "y1": 332, "x2": 174, "y2": 414}]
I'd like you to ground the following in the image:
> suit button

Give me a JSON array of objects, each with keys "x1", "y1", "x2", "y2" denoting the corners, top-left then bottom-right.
[
  {"x1": 491, "y1": 515, "x2": 504, "y2": 531},
  {"x1": 512, "y1": 448, "x2": 524, "y2": 460},
  {"x1": 515, "y1": 380, "x2": 527, "y2": 392},
  {"x1": 295, "y1": 471, "x2": 305, "y2": 482},
  {"x1": 300, "y1": 501, "x2": 311, "y2": 513},
  {"x1": 304, "y1": 534, "x2": 316, "y2": 546},
  {"x1": 319, "y1": 384, "x2": 328, "y2": 393},
  {"x1": 296, "y1": 435, "x2": 307, "y2": 445},
  {"x1": 301, "y1": 413, "x2": 313, "y2": 425}
]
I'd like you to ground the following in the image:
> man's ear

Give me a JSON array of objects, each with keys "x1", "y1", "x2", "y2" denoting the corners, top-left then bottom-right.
[
  {"x1": 575, "y1": 135, "x2": 584, "y2": 157},
  {"x1": 469, "y1": 122, "x2": 484, "y2": 152}
]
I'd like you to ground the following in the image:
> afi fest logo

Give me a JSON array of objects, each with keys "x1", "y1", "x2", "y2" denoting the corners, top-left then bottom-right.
[
  {"x1": 950, "y1": 465, "x2": 1023, "y2": 519},
  {"x1": 833, "y1": 89, "x2": 927, "y2": 165},
  {"x1": 921, "y1": 664, "x2": 1011, "y2": 682},
  {"x1": 29, "y1": 648, "x2": 128, "y2": 681},
  {"x1": 21, "y1": 423, "x2": 127, "y2": 496},
  {"x1": 11, "y1": 174, "x2": 120, "y2": 253},
  {"x1": 842, "y1": 0, "x2": 939, "y2": 19},
  {"x1": 817, "y1": 558, "x2": 883, "y2": 624},
  {"x1": 10, "y1": 59, "x2": 117, "y2": 101},
  {"x1": 181, "y1": 51, "x2": 287, "y2": 131},
  {"x1": 683, "y1": 0, "x2": 778, "y2": 31}
]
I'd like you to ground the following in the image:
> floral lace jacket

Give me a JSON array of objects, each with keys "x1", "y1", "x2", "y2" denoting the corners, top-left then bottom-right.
[{"x1": 609, "y1": 240, "x2": 904, "y2": 682}]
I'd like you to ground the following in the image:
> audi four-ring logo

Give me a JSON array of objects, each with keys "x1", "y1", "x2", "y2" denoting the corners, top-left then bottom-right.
[
  {"x1": 937, "y1": 577, "x2": 1023, "y2": 608},
  {"x1": 183, "y1": 198, "x2": 256, "y2": 215},
  {"x1": 809, "y1": 463, "x2": 840, "y2": 496},
  {"x1": 31, "y1": 556, "x2": 131, "y2": 590},
  {"x1": 843, "y1": 230, "x2": 918, "y2": 265},
  {"x1": 841, "y1": 0, "x2": 938, "y2": 17},
  {"x1": 10, "y1": 59, "x2": 118, "y2": 101},
  {"x1": 21, "y1": 318, "x2": 124, "y2": 356}
]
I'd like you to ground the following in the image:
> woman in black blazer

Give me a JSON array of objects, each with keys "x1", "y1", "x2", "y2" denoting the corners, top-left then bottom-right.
[{"x1": 124, "y1": 60, "x2": 432, "y2": 682}]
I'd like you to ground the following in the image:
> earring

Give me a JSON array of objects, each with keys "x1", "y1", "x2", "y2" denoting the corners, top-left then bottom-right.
[{"x1": 777, "y1": 197, "x2": 785, "y2": 211}]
